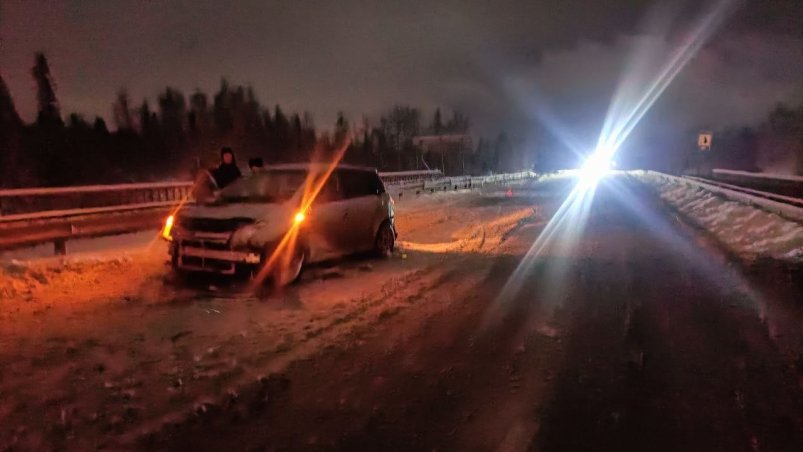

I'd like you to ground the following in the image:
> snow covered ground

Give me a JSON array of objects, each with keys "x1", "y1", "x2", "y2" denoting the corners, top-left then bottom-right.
[
  {"x1": 639, "y1": 173, "x2": 803, "y2": 262},
  {"x1": 0, "y1": 177, "x2": 554, "y2": 302},
  {"x1": 0, "y1": 230, "x2": 159, "y2": 262},
  {"x1": 0, "y1": 180, "x2": 568, "y2": 450},
  {"x1": 3, "y1": 175, "x2": 801, "y2": 450}
]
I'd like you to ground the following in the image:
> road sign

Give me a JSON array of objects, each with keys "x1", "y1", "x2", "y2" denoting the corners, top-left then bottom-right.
[{"x1": 698, "y1": 132, "x2": 712, "y2": 151}]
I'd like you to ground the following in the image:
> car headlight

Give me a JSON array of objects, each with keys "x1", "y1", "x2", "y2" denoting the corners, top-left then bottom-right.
[{"x1": 161, "y1": 215, "x2": 175, "y2": 240}]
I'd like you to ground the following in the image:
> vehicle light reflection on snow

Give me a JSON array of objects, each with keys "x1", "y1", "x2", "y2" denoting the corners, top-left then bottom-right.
[{"x1": 487, "y1": 0, "x2": 739, "y2": 317}]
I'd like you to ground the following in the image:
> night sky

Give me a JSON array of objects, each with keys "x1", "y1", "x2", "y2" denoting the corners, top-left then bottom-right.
[{"x1": 1, "y1": 0, "x2": 801, "y2": 155}]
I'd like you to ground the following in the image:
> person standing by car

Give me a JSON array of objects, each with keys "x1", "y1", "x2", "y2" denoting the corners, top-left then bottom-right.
[{"x1": 212, "y1": 147, "x2": 242, "y2": 189}]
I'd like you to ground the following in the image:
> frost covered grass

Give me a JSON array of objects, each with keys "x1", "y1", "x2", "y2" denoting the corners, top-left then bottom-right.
[{"x1": 641, "y1": 174, "x2": 803, "y2": 262}]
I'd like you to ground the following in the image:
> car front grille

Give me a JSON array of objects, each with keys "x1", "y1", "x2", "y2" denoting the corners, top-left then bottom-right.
[
  {"x1": 178, "y1": 217, "x2": 254, "y2": 233},
  {"x1": 180, "y1": 239, "x2": 231, "y2": 251},
  {"x1": 178, "y1": 255, "x2": 236, "y2": 274}
]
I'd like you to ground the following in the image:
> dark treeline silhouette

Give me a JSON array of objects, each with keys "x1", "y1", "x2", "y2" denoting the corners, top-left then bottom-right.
[
  {"x1": 688, "y1": 101, "x2": 803, "y2": 175},
  {"x1": 751, "y1": 103, "x2": 803, "y2": 175},
  {"x1": 0, "y1": 53, "x2": 527, "y2": 188}
]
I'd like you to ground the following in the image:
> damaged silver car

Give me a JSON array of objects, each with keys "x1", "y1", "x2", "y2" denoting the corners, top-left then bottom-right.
[{"x1": 161, "y1": 163, "x2": 396, "y2": 285}]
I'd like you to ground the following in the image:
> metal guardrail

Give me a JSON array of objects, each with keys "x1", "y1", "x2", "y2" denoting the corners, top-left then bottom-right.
[
  {"x1": 0, "y1": 171, "x2": 447, "y2": 219},
  {"x1": 644, "y1": 171, "x2": 803, "y2": 224},
  {"x1": 384, "y1": 172, "x2": 533, "y2": 197},
  {"x1": 0, "y1": 181, "x2": 193, "y2": 219},
  {"x1": 376, "y1": 169, "x2": 442, "y2": 184},
  {"x1": 684, "y1": 176, "x2": 803, "y2": 209},
  {"x1": 0, "y1": 170, "x2": 535, "y2": 253},
  {"x1": 712, "y1": 168, "x2": 803, "y2": 184},
  {"x1": 708, "y1": 169, "x2": 803, "y2": 198}
]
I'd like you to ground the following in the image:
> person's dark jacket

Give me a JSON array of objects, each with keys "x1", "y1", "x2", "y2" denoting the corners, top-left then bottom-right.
[{"x1": 212, "y1": 162, "x2": 242, "y2": 189}]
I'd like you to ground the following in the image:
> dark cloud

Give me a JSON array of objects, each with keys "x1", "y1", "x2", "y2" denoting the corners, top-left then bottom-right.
[{"x1": 1, "y1": 0, "x2": 800, "y2": 153}]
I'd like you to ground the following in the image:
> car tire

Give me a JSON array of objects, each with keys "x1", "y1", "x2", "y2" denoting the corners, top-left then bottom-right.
[
  {"x1": 168, "y1": 244, "x2": 187, "y2": 279},
  {"x1": 273, "y1": 247, "x2": 305, "y2": 287},
  {"x1": 374, "y1": 221, "x2": 395, "y2": 258},
  {"x1": 168, "y1": 253, "x2": 192, "y2": 284}
]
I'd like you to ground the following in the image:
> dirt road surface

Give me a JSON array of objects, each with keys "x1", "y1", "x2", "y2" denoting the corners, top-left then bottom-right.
[{"x1": 1, "y1": 177, "x2": 802, "y2": 451}]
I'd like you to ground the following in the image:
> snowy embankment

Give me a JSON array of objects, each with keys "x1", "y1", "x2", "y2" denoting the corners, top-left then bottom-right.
[{"x1": 638, "y1": 172, "x2": 803, "y2": 262}]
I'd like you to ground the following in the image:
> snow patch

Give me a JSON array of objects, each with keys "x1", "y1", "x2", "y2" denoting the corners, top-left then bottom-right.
[
  {"x1": 641, "y1": 174, "x2": 803, "y2": 262},
  {"x1": 0, "y1": 230, "x2": 158, "y2": 262}
]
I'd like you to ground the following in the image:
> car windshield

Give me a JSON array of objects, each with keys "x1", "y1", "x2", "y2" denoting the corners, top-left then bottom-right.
[{"x1": 217, "y1": 169, "x2": 307, "y2": 204}]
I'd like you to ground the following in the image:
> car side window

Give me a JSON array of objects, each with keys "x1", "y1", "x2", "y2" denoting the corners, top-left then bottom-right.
[
  {"x1": 341, "y1": 170, "x2": 384, "y2": 199},
  {"x1": 367, "y1": 172, "x2": 385, "y2": 195},
  {"x1": 314, "y1": 173, "x2": 342, "y2": 204}
]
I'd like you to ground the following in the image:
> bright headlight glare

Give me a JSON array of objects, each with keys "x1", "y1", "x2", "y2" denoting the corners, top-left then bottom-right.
[
  {"x1": 294, "y1": 211, "x2": 306, "y2": 224},
  {"x1": 580, "y1": 151, "x2": 612, "y2": 184}
]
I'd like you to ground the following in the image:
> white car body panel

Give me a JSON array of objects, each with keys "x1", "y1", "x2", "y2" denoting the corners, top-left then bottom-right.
[{"x1": 169, "y1": 164, "x2": 395, "y2": 274}]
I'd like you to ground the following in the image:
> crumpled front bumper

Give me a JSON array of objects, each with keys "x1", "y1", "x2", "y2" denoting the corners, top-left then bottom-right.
[{"x1": 171, "y1": 231, "x2": 261, "y2": 275}]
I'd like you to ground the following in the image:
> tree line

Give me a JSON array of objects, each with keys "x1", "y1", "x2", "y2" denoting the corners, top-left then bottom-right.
[
  {"x1": 680, "y1": 103, "x2": 803, "y2": 176},
  {"x1": 0, "y1": 53, "x2": 529, "y2": 188}
]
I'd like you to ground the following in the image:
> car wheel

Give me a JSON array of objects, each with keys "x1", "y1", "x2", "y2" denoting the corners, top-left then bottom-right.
[
  {"x1": 374, "y1": 221, "x2": 395, "y2": 258},
  {"x1": 169, "y1": 244, "x2": 186, "y2": 277},
  {"x1": 273, "y1": 247, "x2": 305, "y2": 287}
]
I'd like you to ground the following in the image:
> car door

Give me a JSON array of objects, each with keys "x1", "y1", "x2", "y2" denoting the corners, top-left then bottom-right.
[
  {"x1": 307, "y1": 172, "x2": 352, "y2": 259},
  {"x1": 339, "y1": 169, "x2": 384, "y2": 251}
]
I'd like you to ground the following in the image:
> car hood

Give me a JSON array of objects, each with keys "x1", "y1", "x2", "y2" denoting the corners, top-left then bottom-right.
[
  {"x1": 178, "y1": 202, "x2": 297, "y2": 248},
  {"x1": 180, "y1": 202, "x2": 291, "y2": 222}
]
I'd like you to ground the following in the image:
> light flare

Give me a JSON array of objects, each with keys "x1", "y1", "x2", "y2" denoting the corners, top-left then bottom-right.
[
  {"x1": 488, "y1": 0, "x2": 739, "y2": 316},
  {"x1": 249, "y1": 138, "x2": 352, "y2": 289}
]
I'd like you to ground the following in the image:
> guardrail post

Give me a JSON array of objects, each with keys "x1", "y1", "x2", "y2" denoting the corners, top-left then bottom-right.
[{"x1": 54, "y1": 239, "x2": 67, "y2": 256}]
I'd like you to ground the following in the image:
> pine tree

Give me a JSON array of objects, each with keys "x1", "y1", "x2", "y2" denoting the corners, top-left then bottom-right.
[
  {"x1": 290, "y1": 113, "x2": 303, "y2": 157},
  {"x1": 335, "y1": 111, "x2": 349, "y2": 146},
  {"x1": 139, "y1": 99, "x2": 154, "y2": 133},
  {"x1": 93, "y1": 117, "x2": 109, "y2": 135},
  {"x1": 446, "y1": 110, "x2": 469, "y2": 134},
  {"x1": 381, "y1": 106, "x2": 420, "y2": 152},
  {"x1": 113, "y1": 89, "x2": 134, "y2": 130},
  {"x1": 301, "y1": 112, "x2": 317, "y2": 156},
  {"x1": 31, "y1": 52, "x2": 62, "y2": 126},
  {"x1": 432, "y1": 108, "x2": 443, "y2": 135},
  {"x1": 189, "y1": 89, "x2": 209, "y2": 134},
  {"x1": 157, "y1": 87, "x2": 188, "y2": 172},
  {"x1": 0, "y1": 74, "x2": 23, "y2": 186},
  {"x1": 273, "y1": 105, "x2": 291, "y2": 160},
  {"x1": 30, "y1": 52, "x2": 68, "y2": 185},
  {"x1": 158, "y1": 87, "x2": 187, "y2": 135},
  {"x1": 0, "y1": 74, "x2": 21, "y2": 126},
  {"x1": 213, "y1": 79, "x2": 233, "y2": 134}
]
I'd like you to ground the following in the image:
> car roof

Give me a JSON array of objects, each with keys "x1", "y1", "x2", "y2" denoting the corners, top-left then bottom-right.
[{"x1": 265, "y1": 163, "x2": 378, "y2": 173}]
